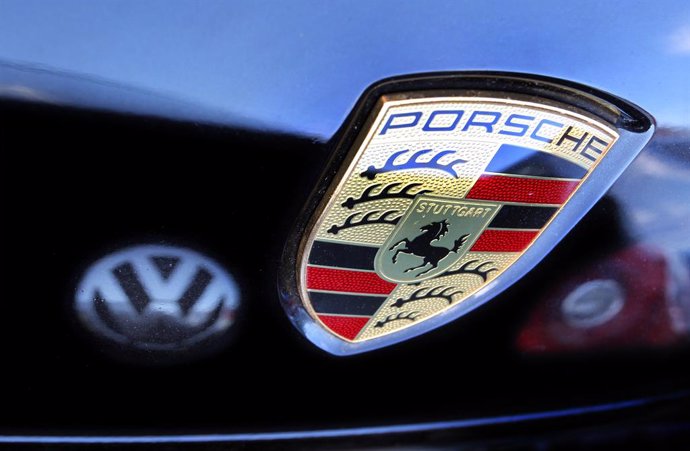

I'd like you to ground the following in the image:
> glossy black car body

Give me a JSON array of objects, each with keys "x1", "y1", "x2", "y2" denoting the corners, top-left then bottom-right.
[{"x1": 1, "y1": 1, "x2": 689, "y2": 449}]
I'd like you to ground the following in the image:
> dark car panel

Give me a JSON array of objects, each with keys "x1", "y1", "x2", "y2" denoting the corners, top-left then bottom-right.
[{"x1": 0, "y1": 0, "x2": 689, "y2": 448}]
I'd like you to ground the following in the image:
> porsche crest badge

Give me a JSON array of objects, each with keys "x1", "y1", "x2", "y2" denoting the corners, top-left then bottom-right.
[{"x1": 281, "y1": 74, "x2": 654, "y2": 355}]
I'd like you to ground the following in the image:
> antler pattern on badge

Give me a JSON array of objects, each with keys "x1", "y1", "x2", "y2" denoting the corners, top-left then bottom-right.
[
  {"x1": 374, "y1": 311, "x2": 421, "y2": 328},
  {"x1": 360, "y1": 149, "x2": 466, "y2": 180},
  {"x1": 327, "y1": 210, "x2": 401, "y2": 235},
  {"x1": 390, "y1": 286, "x2": 463, "y2": 308},
  {"x1": 441, "y1": 260, "x2": 498, "y2": 282},
  {"x1": 342, "y1": 182, "x2": 432, "y2": 209}
]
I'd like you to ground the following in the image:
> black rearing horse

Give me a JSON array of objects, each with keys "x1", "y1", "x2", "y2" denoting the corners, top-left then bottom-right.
[{"x1": 389, "y1": 220, "x2": 468, "y2": 277}]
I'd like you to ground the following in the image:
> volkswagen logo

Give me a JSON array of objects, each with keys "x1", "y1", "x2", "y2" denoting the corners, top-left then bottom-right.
[{"x1": 75, "y1": 245, "x2": 240, "y2": 355}]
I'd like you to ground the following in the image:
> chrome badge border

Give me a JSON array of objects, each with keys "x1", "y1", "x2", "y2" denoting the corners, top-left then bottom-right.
[{"x1": 280, "y1": 72, "x2": 655, "y2": 356}]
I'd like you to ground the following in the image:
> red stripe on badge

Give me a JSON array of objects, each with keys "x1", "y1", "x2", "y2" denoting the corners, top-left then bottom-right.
[
  {"x1": 467, "y1": 174, "x2": 579, "y2": 204},
  {"x1": 318, "y1": 315, "x2": 370, "y2": 341},
  {"x1": 306, "y1": 266, "x2": 397, "y2": 295},
  {"x1": 471, "y1": 229, "x2": 539, "y2": 252}
]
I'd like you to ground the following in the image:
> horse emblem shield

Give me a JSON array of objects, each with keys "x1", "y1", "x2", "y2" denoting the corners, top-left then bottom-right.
[
  {"x1": 281, "y1": 74, "x2": 654, "y2": 355},
  {"x1": 376, "y1": 196, "x2": 499, "y2": 283}
]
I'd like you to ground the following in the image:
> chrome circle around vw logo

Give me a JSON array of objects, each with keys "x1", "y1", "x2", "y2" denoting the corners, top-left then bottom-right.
[{"x1": 75, "y1": 245, "x2": 240, "y2": 353}]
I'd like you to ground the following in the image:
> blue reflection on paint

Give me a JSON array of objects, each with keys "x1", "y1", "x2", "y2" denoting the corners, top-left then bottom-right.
[
  {"x1": 0, "y1": 0, "x2": 689, "y2": 139},
  {"x1": 0, "y1": 394, "x2": 684, "y2": 444}
]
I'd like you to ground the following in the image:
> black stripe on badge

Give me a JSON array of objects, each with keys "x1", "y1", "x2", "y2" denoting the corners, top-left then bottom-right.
[
  {"x1": 489, "y1": 205, "x2": 558, "y2": 230},
  {"x1": 308, "y1": 240, "x2": 377, "y2": 271},
  {"x1": 486, "y1": 144, "x2": 587, "y2": 180},
  {"x1": 309, "y1": 291, "x2": 388, "y2": 316}
]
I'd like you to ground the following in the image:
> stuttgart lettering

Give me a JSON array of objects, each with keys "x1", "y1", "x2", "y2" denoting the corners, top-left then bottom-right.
[{"x1": 415, "y1": 201, "x2": 495, "y2": 218}]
